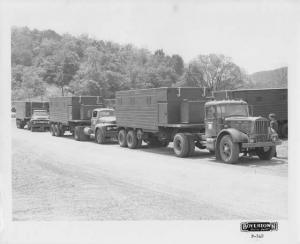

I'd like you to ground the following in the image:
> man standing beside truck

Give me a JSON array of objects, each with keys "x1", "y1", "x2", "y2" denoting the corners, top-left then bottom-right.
[{"x1": 269, "y1": 113, "x2": 279, "y2": 133}]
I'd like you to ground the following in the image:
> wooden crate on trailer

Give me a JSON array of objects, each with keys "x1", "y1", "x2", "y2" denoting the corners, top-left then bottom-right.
[
  {"x1": 15, "y1": 101, "x2": 49, "y2": 119},
  {"x1": 49, "y1": 96, "x2": 103, "y2": 124},
  {"x1": 116, "y1": 87, "x2": 210, "y2": 131}
]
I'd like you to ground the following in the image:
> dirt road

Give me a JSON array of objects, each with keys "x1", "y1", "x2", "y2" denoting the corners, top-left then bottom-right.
[{"x1": 12, "y1": 119, "x2": 288, "y2": 220}]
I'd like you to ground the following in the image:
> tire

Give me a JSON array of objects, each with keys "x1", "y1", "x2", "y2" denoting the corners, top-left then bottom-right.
[
  {"x1": 50, "y1": 124, "x2": 55, "y2": 136},
  {"x1": 256, "y1": 146, "x2": 276, "y2": 160},
  {"x1": 95, "y1": 128, "x2": 106, "y2": 144},
  {"x1": 218, "y1": 135, "x2": 240, "y2": 163},
  {"x1": 186, "y1": 134, "x2": 195, "y2": 157},
  {"x1": 19, "y1": 121, "x2": 25, "y2": 129},
  {"x1": 126, "y1": 130, "x2": 138, "y2": 149},
  {"x1": 173, "y1": 133, "x2": 190, "y2": 158},
  {"x1": 118, "y1": 129, "x2": 127, "y2": 147},
  {"x1": 54, "y1": 124, "x2": 60, "y2": 137},
  {"x1": 16, "y1": 120, "x2": 20, "y2": 128},
  {"x1": 27, "y1": 122, "x2": 31, "y2": 130},
  {"x1": 74, "y1": 126, "x2": 88, "y2": 141},
  {"x1": 281, "y1": 123, "x2": 288, "y2": 138}
]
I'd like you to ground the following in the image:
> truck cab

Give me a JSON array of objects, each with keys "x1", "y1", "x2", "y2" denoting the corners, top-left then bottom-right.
[
  {"x1": 85, "y1": 108, "x2": 118, "y2": 143},
  {"x1": 204, "y1": 100, "x2": 280, "y2": 163},
  {"x1": 27, "y1": 109, "x2": 50, "y2": 132}
]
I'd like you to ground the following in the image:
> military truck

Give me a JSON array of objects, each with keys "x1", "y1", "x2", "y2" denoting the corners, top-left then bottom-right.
[
  {"x1": 49, "y1": 96, "x2": 104, "y2": 137},
  {"x1": 15, "y1": 101, "x2": 49, "y2": 129},
  {"x1": 213, "y1": 88, "x2": 288, "y2": 138},
  {"x1": 75, "y1": 108, "x2": 118, "y2": 142},
  {"x1": 27, "y1": 109, "x2": 50, "y2": 132},
  {"x1": 114, "y1": 87, "x2": 281, "y2": 163}
]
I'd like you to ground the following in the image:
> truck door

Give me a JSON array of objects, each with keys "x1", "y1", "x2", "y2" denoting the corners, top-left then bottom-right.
[
  {"x1": 205, "y1": 105, "x2": 218, "y2": 138},
  {"x1": 91, "y1": 110, "x2": 98, "y2": 131}
]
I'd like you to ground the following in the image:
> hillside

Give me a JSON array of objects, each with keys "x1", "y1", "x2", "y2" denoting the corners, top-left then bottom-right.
[{"x1": 249, "y1": 67, "x2": 287, "y2": 88}]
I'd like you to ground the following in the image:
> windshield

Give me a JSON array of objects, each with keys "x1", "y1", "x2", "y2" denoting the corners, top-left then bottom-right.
[
  {"x1": 33, "y1": 110, "x2": 49, "y2": 116},
  {"x1": 217, "y1": 104, "x2": 249, "y2": 117},
  {"x1": 99, "y1": 110, "x2": 115, "y2": 117}
]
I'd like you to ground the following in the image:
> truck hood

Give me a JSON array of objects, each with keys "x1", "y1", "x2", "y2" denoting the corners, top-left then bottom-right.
[
  {"x1": 225, "y1": 116, "x2": 269, "y2": 134},
  {"x1": 99, "y1": 116, "x2": 116, "y2": 124}
]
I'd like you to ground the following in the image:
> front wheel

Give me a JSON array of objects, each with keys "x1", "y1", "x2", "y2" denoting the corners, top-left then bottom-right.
[
  {"x1": 173, "y1": 133, "x2": 190, "y2": 158},
  {"x1": 256, "y1": 146, "x2": 276, "y2": 160},
  {"x1": 95, "y1": 128, "x2": 106, "y2": 144},
  {"x1": 218, "y1": 135, "x2": 240, "y2": 163}
]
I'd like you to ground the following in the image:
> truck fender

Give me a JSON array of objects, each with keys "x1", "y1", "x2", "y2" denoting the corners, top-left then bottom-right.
[
  {"x1": 216, "y1": 128, "x2": 249, "y2": 144},
  {"x1": 95, "y1": 125, "x2": 107, "y2": 134},
  {"x1": 214, "y1": 128, "x2": 248, "y2": 160}
]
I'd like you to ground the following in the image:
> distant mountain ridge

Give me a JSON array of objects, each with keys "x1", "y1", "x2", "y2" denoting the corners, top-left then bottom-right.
[{"x1": 249, "y1": 67, "x2": 287, "y2": 88}]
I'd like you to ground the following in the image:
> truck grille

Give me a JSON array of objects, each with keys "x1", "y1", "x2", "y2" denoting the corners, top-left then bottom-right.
[{"x1": 255, "y1": 120, "x2": 269, "y2": 134}]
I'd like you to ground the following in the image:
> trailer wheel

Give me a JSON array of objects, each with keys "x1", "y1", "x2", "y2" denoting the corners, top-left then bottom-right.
[
  {"x1": 218, "y1": 135, "x2": 239, "y2": 163},
  {"x1": 126, "y1": 130, "x2": 138, "y2": 149},
  {"x1": 95, "y1": 128, "x2": 106, "y2": 144},
  {"x1": 173, "y1": 133, "x2": 190, "y2": 158},
  {"x1": 256, "y1": 146, "x2": 276, "y2": 160},
  {"x1": 54, "y1": 125, "x2": 59, "y2": 136},
  {"x1": 19, "y1": 122, "x2": 25, "y2": 129},
  {"x1": 50, "y1": 124, "x2": 55, "y2": 136},
  {"x1": 118, "y1": 129, "x2": 127, "y2": 147}
]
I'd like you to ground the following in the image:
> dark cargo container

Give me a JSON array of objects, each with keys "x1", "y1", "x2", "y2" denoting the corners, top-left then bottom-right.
[
  {"x1": 116, "y1": 87, "x2": 210, "y2": 132},
  {"x1": 49, "y1": 96, "x2": 104, "y2": 136},
  {"x1": 15, "y1": 101, "x2": 49, "y2": 128},
  {"x1": 212, "y1": 88, "x2": 288, "y2": 137}
]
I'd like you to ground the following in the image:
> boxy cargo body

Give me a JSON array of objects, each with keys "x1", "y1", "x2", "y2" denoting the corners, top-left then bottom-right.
[
  {"x1": 49, "y1": 96, "x2": 104, "y2": 136},
  {"x1": 15, "y1": 101, "x2": 49, "y2": 128},
  {"x1": 212, "y1": 88, "x2": 288, "y2": 137},
  {"x1": 116, "y1": 87, "x2": 210, "y2": 132}
]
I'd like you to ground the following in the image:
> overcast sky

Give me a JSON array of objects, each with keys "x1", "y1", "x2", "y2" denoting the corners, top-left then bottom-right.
[{"x1": 5, "y1": 0, "x2": 296, "y2": 73}]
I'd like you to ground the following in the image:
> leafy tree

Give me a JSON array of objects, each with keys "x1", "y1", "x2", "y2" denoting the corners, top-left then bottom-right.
[{"x1": 180, "y1": 54, "x2": 245, "y2": 90}]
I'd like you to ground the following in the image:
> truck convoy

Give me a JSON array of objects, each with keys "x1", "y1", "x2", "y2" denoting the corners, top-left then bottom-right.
[
  {"x1": 15, "y1": 87, "x2": 282, "y2": 164},
  {"x1": 212, "y1": 88, "x2": 288, "y2": 138},
  {"x1": 15, "y1": 101, "x2": 50, "y2": 131}
]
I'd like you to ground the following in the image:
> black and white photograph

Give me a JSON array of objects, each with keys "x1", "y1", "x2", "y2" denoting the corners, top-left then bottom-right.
[{"x1": 0, "y1": 0, "x2": 299, "y2": 243}]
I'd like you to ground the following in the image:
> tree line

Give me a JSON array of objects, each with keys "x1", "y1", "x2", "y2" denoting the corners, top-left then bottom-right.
[{"x1": 12, "y1": 26, "x2": 251, "y2": 100}]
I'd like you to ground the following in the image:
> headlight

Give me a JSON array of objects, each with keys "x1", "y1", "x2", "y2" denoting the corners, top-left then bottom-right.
[
  {"x1": 249, "y1": 138, "x2": 255, "y2": 143},
  {"x1": 271, "y1": 135, "x2": 278, "y2": 142}
]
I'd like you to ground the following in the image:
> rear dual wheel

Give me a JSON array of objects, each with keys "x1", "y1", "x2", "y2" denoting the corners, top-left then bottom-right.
[{"x1": 126, "y1": 130, "x2": 142, "y2": 149}]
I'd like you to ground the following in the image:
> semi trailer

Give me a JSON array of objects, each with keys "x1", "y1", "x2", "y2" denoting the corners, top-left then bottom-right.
[
  {"x1": 212, "y1": 88, "x2": 288, "y2": 138},
  {"x1": 49, "y1": 96, "x2": 104, "y2": 137},
  {"x1": 113, "y1": 87, "x2": 281, "y2": 163},
  {"x1": 15, "y1": 101, "x2": 49, "y2": 131}
]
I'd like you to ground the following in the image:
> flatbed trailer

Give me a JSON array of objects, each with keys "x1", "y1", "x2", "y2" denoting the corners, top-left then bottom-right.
[{"x1": 212, "y1": 88, "x2": 288, "y2": 137}]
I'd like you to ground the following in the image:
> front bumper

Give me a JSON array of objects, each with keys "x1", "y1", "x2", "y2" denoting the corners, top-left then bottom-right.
[{"x1": 242, "y1": 141, "x2": 281, "y2": 148}]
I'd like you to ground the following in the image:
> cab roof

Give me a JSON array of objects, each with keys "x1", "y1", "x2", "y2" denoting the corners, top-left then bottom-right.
[{"x1": 205, "y1": 100, "x2": 247, "y2": 106}]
